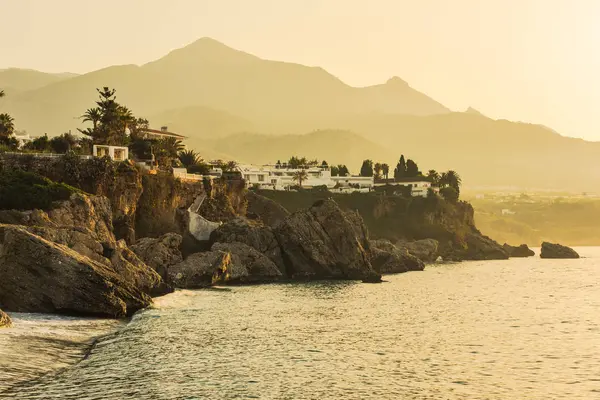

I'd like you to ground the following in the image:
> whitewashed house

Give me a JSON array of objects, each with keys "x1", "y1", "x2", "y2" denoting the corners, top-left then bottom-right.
[{"x1": 93, "y1": 145, "x2": 129, "y2": 161}]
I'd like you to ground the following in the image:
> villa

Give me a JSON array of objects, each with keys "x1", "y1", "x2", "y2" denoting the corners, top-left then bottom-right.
[
  {"x1": 92, "y1": 145, "x2": 129, "y2": 161},
  {"x1": 375, "y1": 177, "x2": 439, "y2": 197},
  {"x1": 140, "y1": 126, "x2": 187, "y2": 141},
  {"x1": 237, "y1": 164, "x2": 374, "y2": 192}
]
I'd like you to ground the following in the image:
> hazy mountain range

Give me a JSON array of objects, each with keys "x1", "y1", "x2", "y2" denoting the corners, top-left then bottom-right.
[{"x1": 1, "y1": 37, "x2": 598, "y2": 191}]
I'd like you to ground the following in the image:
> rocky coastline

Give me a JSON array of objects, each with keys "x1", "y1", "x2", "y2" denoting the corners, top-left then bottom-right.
[{"x1": 0, "y1": 156, "x2": 543, "y2": 321}]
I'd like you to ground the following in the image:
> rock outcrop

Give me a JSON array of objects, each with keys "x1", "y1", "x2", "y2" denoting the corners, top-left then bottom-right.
[
  {"x1": 395, "y1": 239, "x2": 440, "y2": 262},
  {"x1": 0, "y1": 309, "x2": 11, "y2": 328},
  {"x1": 0, "y1": 224, "x2": 152, "y2": 317},
  {"x1": 169, "y1": 251, "x2": 245, "y2": 288},
  {"x1": 130, "y1": 233, "x2": 184, "y2": 279},
  {"x1": 540, "y1": 242, "x2": 580, "y2": 259},
  {"x1": 246, "y1": 191, "x2": 290, "y2": 227},
  {"x1": 503, "y1": 243, "x2": 535, "y2": 258},
  {"x1": 210, "y1": 217, "x2": 286, "y2": 273},
  {"x1": 211, "y1": 242, "x2": 282, "y2": 282},
  {"x1": 370, "y1": 239, "x2": 425, "y2": 273},
  {"x1": 442, "y1": 232, "x2": 509, "y2": 261},
  {"x1": 273, "y1": 199, "x2": 380, "y2": 281}
]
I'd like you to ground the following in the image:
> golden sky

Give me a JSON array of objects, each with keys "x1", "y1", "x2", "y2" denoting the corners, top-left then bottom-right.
[{"x1": 1, "y1": 0, "x2": 599, "y2": 140}]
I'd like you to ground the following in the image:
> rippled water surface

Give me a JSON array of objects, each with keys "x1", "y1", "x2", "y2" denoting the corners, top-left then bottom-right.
[{"x1": 2, "y1": 248, "x2": 600, "y2": 399}]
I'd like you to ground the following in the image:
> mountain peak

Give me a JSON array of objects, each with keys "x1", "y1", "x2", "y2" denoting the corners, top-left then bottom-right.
[{"x1": 386, "y1": 76, "x2": 409, "y2": 87}]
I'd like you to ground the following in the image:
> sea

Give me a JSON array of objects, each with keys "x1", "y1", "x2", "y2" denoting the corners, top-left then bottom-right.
[{"x1": 1, "y1": 248, "x2": 599, "y2": 399}]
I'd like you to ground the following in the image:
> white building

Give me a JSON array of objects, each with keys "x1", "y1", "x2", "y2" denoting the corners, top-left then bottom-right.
[
  {"x1": 13, "y1": 132, "x2": 39, "y2": 148},
  {"x1": 375, "y1": 179, "x2": 438, "y2": 197},
  {"x1": 237, "y1": 164, "x2": 374, "y2": 191},
  {"x1": 93, "y1": 145, "x2": 129, "y2": 161}
]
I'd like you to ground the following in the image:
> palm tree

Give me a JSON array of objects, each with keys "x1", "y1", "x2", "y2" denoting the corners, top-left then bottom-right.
[
  {"x1": 374, "y1": 162, "x2": 383, "y2": 179},
  {"x1": 81, "y1": 108, "x2": 102, "y2": 129},
  {"x1": 0, "y1": 89, "x2": 5, "y2": 98},
  {"x1": 224, "y1": 160, "x2": 238, "y2": 172},
  {"x1": 427, "y1": 169, "x2": 440, "y2": 184},
  {"x1": 117, "y1": 105, "x2": 135, "y2": 133},
  {"x1": 0, "y1": 113, "x2": 15, "y2": 138},
  {"x1": 292, "y1": 169, "x2": 309, "y2": 187},
  {"x1": 440, "y1": 170, "x2": 462, "y2": 192},
  {"x1": 178, "y1": 149, "x2": 200, "y2": 168},
  {"x1": 154, "y1": 137, "x2": 185, "y2": 167}
]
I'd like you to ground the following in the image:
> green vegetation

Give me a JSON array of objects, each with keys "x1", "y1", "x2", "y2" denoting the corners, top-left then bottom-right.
[
  {"x1": 0, "y1": 169, "x2": 79, "y2": 211},
  {"x1": 359, "y1": 159, "x2": 374, "y2": 177}
]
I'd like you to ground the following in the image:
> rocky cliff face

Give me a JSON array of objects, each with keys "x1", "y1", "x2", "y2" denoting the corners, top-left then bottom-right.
[{"x1": 0, "y1": 309, "x2": 11, "y2": 328}]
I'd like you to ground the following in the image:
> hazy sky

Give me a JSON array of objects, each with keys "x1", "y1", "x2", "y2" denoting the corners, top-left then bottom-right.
[{"x1": 1, "y1": 0, "x2": 599, "y2": 140}]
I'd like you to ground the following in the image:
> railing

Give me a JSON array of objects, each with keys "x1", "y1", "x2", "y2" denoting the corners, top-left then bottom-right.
[{"x1": 1, "y1": 152, "x2": 93, "y2": 160}]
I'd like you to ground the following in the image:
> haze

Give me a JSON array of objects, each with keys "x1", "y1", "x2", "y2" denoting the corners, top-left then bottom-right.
[{"x1": 1, "y1": 0, "x2": 599, "y2": 141}]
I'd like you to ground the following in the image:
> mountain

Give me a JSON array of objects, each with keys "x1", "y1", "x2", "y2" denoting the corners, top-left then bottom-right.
[
  {"x1": 1, "y1": 37, "x2": 599, "y2": 191},
  {"x1": 0, "y1": 69, "x2": 77, "y2": 94},
  {"x1": 201, "y1": 130, "x2": 396, "y2": 169}
]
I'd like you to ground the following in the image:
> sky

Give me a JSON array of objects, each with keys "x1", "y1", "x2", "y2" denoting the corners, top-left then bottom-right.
[{"x1": 1, "y1": 0, "x2": 599, "y2": 141}]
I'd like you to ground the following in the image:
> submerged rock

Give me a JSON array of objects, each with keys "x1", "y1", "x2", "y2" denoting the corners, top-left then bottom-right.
[
  {"x1": 0, "y1": 309, "x2": 11, "y2": 328},
  {"x1": 540, "y1": 242, "x2": 580, "y2": 259},
  {"x1": 273, "y1": 199, "x2": 380, "y2": 281},
  {"x1": 370, "y1": 239, "x2": 425, "y2": 274},
  {"x1": 130, "y1": 233, "x2": 184, "y2": 280},
  {"x1": 395, "y1": 239, "x2": 439, "y2": 262},
  {"x1": 0, "y1": 224, "x2": 152, "y2": 317},
  {"x1": 503, "y1": 243, "x2": 535, "y2": 258}
]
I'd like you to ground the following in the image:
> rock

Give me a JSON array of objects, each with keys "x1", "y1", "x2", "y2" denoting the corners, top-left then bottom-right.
[
  {"x1": 169, "y1": 251, "x2": 247, "y2": 288},
  {"x1": 211, "y1": 242, "x2": 282, "y2": 282},
  {"x1": 503, "y1": 243, "x2": 535, "y2": 258},
  {"x1": 130, "y1": 233, "x2": 184, "y2": 279},
  {"x1": 444, "y1": 233, "x2": 509, "y2": 261},
  {"x1": 395, "y1": 239, "x2": 439, "y2": 262},
  {"x1": 246, "y1": 191, "x2": 290, "y2": 227},
  {"x1": 540, "y1": 242, "x2": 580, "y2": 259},
  {"x1": 0, "y1": 309, "x2": 11, "y2": 328},
  {"x1": 0, "y1": 224, "x2": 152, "y2": 317},
  {"x1": 370, "y1": 239, "x2": 425, "y2": 273},
  {"x1": 273, "y1": 199, "x2": 380, "y2": 281},
  {"x1": 210, "y1": 217, "x2": 286, "y2": 274}
]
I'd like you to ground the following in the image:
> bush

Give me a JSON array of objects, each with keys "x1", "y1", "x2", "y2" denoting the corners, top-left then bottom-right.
[{"x1": 0, "y1": 169, "x2": 79, "y2": 210}]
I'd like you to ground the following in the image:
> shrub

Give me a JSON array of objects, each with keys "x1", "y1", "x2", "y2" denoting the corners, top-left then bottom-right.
[{"x1": 0, "y1": 169, "x2": 79, "y2": 210}]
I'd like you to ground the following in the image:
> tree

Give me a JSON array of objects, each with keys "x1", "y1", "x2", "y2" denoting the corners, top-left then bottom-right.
[
  {"x1": 178, "y1": 149, "x2": 200, "y2": 168},
  {"x1": 129, "y1": 118, "x2": 150, "y2": 139},
  {"x1": 382, "y1": 163, "x2": 390, "y2": 180},
  {"x1": 288, "y1": 156, "x2": 308, "y2": 169},
  {"x1": 406, "y1": 159, "x2": 419, "y2": 177},
  {"x1": 374, "y1": 162, "x2": 383, "y2": 179},
  {"x1": 223, "y1": 161, "x2": 238, "y2": 172},
  {"x1": 337, "y1": 164, "x2": 350, "y2": 177},
  {"x1": 49, "y1": 132, "x2": 77, "y2": 153},
  {"x1": 440, "y1": 170, "x2": 462, "y2": 194},
  {"x1": 321, "y1": 160, "x2": 328, "y2": 168},
  {"x1": 427, "y1": 169, "x2": 440, "y2": 184},
  {"x1": 0, "y1": 113, "x2": 15, "y2": 139},
  {"x1": 440, "y1": 186, "x2": 459, "y2": 203},
  {"x1": 292, "y1": 169, "x2": 308, "y2": 187},
  {"x1": 394, "y1": 155, "x2": 406, "y2": 180},
  {"x1": 330, "y1": 165, "x2": 340, "y2": 176},
  {"x1": 154, "y1": 137, "x2": 184, "y2": 167},
  {"x1": 81, "y1": 108, "x2": 102, "y2": 130},
  {"x1": 359, "y1": 159, "x2": 374, "y2": 177},
  {"x1": 24, "y1": 134, "x2": 51, "y2": 152}
]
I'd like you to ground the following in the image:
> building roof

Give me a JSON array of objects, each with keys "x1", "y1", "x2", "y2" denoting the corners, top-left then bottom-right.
[{"x1": 142, "y1": 128, "x2": 188, "y2": 140}]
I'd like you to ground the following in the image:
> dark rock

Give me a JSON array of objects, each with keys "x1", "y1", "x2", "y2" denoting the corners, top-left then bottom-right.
[
  {"x1": 246, "y1": 191, "x2": 290, "y2": 227},
  {"x1": 169, "y1": 251, "x2": 246, "y2": 288},
  {"x1": 0, "y1": 224, "x2": 152, "y2": 317},
  {"x1": 540, "y1": 242, "x2": 580, "y2": 259},
  {"x1": 395, "y1": 239, "x2": 440, "y2": 262},
  {"x1": 370, "y1": 239, "x2": 425, "y2": 273},
  {"x1": 273, "y1": 199, "x2": 380, "y2": 281},
  {"x1": 503, "y1": 243, "x2": 535, "y2": 258},
  {"x1": 211, "y1": 242, "x2": 282, "y2": 282},
  {"x1": 130, "y1": 233, "x2": 184, "y2": 279},
  {"x1": 210, "y1": 217, "x2": 286, "y2": 273},
  {"x1": 0, "y1": 309, "x2": 11, "y2": 328},
  {"x1": 443, "y1": 233, "x2": 509, "y2": 261}
]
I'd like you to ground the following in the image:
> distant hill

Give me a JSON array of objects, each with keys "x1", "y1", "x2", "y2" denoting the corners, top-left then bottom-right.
[
  {"x1": 201, "y1": 130, "x2": 396, "y2": 170},
  {"x1": 1, "y1": 37, "x2": 599, "y2": 191},
  {"x1": 0, "y1": 68, "x2": 77, "y2": 93}
]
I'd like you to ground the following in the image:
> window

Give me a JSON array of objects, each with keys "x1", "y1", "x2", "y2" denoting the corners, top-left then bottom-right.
[
  {"x1": 271, "y1": 179, "x2": 277, "y2": 184},
  {"x1": 244, "y1": 174, "x2": 250, "y2": 180},
  {"x1": 258, "y1": 175, "x2": 265, "y2": 182}
]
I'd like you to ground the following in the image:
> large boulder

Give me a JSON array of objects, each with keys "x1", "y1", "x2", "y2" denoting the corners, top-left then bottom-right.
[
  {"x1": 395, "y1": 239, "x2": 440, "y2": 262},
  {"x1": 540, "y1": 242, "x2": 580, "y2": 259},
  {"x1": 0, "y1": 309, "x2": 11, "y2": 328},
  {"x1": 0, "y1": 224, "x2": 152, "y2": 317},
  {"x1": 169, "y1": 251, "x2": 247, "y2": 288},
  {"x1": 370, "y1": 239, "x2": 425, "y2": 273},
  {"x1": 246, "y1": 191, "x2": 290, "y2": 227},
  {"x1": 503, "y1": 243, "x2": 535, "y2": 258},
  {"x1": 210, "y1": 217, "x2": 286, "y2": 273},
  {"x1": 443, "y1": 233, "x2": 509, "y2": 261},
  {"x1": 273, "y1": 199, "x2": 380, "y2": 281},
  {"x1": 130, "y1": 233, "x2": 184, "y2": 279},
  {"x1": 211, "y1": 242, "x2": 282, "y2": 282}
]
